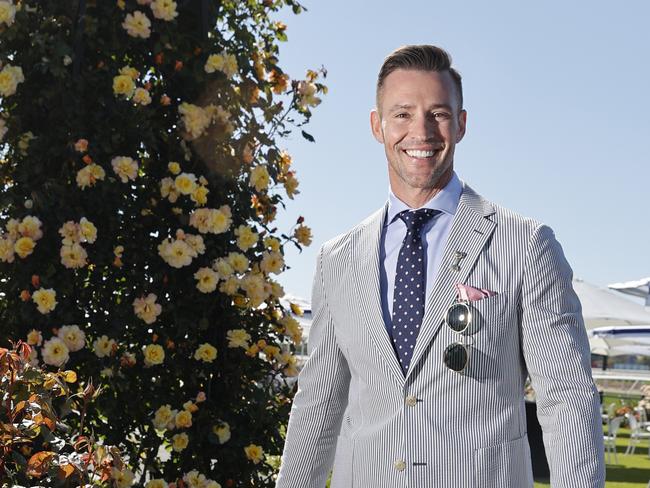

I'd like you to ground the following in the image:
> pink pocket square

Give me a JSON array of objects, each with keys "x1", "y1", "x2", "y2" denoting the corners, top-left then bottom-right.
[{"x1": 455, "y1": 283, "x2": 498, "y2": 302}]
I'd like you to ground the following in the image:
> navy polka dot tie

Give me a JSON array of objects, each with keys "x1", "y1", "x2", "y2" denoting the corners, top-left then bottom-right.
[{"x1": 391, "y1": 208, "x2": 439, "y2": 373}]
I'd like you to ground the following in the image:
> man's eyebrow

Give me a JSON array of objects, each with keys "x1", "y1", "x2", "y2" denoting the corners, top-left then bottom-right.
[{"x1": 387, "y1": 103, "x2": 414, "y2": 112}]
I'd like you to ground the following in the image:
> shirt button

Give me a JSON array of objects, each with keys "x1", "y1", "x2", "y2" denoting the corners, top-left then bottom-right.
[
  {"x1": 394, "y1": 459, "x2": 406, "y2": 472},
  {"x1": 405, "y1": 394, "x2": 417, "y2": 407}
]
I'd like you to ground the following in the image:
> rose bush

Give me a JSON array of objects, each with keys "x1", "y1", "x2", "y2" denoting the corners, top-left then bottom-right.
[{"x1": 0, "y1": 1, "x2": 321, "y2": 485}]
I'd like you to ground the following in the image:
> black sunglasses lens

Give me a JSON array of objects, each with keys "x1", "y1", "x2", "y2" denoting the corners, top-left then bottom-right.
[
  {"x1": 444, "y1": 344, "x2": 468, "y2": 372},
  {"x1": 446, "y1": 303, "x2": 471, "y2": 332}
]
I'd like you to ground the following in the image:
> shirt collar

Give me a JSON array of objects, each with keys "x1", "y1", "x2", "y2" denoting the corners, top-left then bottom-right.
[{"x1": 385, "y1": 170, "x2": 462, "y2": 226}]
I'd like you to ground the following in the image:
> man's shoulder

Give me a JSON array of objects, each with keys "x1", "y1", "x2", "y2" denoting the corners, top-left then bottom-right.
[
  {"x1": 464, "y1": 182, "x2": 545, "y2": 234},
  {"x1": 318, "y1": 204, "x2": 386, "y2": 258}
]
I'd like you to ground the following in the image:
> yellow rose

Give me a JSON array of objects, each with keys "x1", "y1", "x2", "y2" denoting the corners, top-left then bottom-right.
[
  {"x1": 0, "y1": 1, "x2": 17, "y2": 27},
  {"x1": 119, "y1": 66, "x2": 140, "y2": 80},
  {"x1": 151, "y1": 0, "x2": 178, "y2": 21},
  {"x1": 122, "y1": 10, "x2": 151, "y2": 38},
  {"x1": 249, "y1": 165, "x2": 270, "y2": 192},
  {"x1": 145, "y1": 479, "x2": 168, "y2": 488},
  {"x1": 93, "y1": 335, "x2": 116, "y2": 358},
  {"x1": 0, "y1": 64, "x2": 24, "y2": 97},
  {"x1": 32, "y1": 288, "x2": 57, "y2": 314},
  {"x1": 152, "y1": 404, "x2": 175, "y2": 431},
  {"x1": 263, "y1": 236, "x2": 281, "y2": 252},
  {"x1": 213, "y1": 421, "x2": 231, "y2": 444},
  {"x1": 41, "y1": 337, "x2": 69, "y2": 367},
  {"x1": 234, "y1": 225, "x2": 258, "y2": 251},
  {"x1": 14, "y1": 236, "x2": 35, "y2": 258},
  {"x1": 227, "y1": 252, "x2": 249, "y2": 273},
  {"x1": 174, "y1": 172, "x2": 197, "y2": 195},
  {"x1": 172, "y1": 432, "x2": 189, "y2": 452},
  {"x1": 143, "y1": 343, "x2": 165, "y2": 366},
  {"x1": 167, "y1": 161, "x2": 181, "y2": 174},
  {"x1": 112, "y1": 74, "x2": 136, "y2": 98},
  {"x1": 27, "y1": 329, "x2": 43, "y2": 346},
  {"x1": 194, "y1": 343, "x2": 217, "y2": 363},
  {"x1": 174, "y1": 409, "x2": 193, "y2": 429},
  {"x1": 190, "y1": 185, "x2": 209, "y2": 206},
  {"x1": 226, "y1": 329, "x2": 251, "y2": 349},
  {"x1": 294, "y1": 224, "x2": 312, "y2": 246},
  {"x1": 194, "y1": 267, "x2": 219, "y2": 293},
  {"x1": 244, "y1": 443, "x2": 264, "y2": 464},
  {"x1": 133, "y1": 87, "x2": 152, "y2": 105},
  {"x1": 260, "y1": 251, "x2": 284, "y2": 275},
  {"x1": 79, "y1": 217, "x2": 97, "y2": 243}
]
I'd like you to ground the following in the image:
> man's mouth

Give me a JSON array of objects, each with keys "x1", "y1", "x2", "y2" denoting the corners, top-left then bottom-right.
[{"x1": 403, "y1": 148, "x2": 441, "y2": 159}]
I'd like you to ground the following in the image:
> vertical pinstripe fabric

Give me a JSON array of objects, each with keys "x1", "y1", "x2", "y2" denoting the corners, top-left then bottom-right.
[{"x1": 276, "y1": 182, "x2": 605, "y2": 488}]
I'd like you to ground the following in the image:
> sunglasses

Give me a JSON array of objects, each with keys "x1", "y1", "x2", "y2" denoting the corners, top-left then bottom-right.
[{"x1": 443, "y1": 300, "x2": 472, "y2": 372}]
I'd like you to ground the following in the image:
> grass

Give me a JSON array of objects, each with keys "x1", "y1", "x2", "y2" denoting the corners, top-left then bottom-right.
[{"x1": 534, "y1": 427, "x2": 650, "y2": 487}]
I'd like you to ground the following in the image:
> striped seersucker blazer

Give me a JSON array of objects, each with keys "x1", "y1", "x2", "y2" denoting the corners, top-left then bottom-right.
[{"x1": 276, "y1": 182, "x2": 605, "y2": 488}]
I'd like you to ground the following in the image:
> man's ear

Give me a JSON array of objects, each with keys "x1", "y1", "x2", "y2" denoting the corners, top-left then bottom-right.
[
  {"x1": 456, "y1": 109, "x2": 467, "y2": 143},
  {"x1": 370, "y1": 109, "x2": 384, "y2": 144}
]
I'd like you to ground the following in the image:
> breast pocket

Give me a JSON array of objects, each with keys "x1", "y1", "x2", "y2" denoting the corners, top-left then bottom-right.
[{"x1": 466, "y1": 292, "x2": 509, "y2": 336}]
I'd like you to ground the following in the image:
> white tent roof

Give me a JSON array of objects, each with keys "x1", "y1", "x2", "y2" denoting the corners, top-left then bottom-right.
[
  {"x1": 574, "y1": 278, "x2": 650, "y2": 329},
  {"x1": 608, "y1": 277, "x2": 650, "y2": 307}
]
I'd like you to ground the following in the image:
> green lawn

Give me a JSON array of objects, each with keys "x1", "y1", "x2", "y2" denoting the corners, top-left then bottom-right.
[{"x1": 534, "y1": 427, "x2": 650, "y2": 487}]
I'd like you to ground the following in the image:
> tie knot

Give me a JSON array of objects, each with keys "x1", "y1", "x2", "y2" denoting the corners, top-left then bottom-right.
[{"x1": 398, "y1": 208, "x2": 439, "y2": 232}]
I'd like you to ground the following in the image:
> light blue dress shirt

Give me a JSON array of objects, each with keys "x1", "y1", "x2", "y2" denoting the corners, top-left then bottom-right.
[{"x1": 379, "y1": 171, "x2": 462, "y2": 334}]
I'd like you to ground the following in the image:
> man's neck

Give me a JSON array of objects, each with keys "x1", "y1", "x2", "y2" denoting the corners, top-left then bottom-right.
[{"x1": 391, "y1": 170, "x2": 453, "y2": 209}]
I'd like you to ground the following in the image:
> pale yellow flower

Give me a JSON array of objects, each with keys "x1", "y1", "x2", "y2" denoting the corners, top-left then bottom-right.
[
  {"x1": 152, "y1": 404, "x2": 175, "y2": 430},
  {"x1": 240, "y1": 272, "x2": 269, "y2": 306},
  {"x1": 14, "y1": 236, "x2": 35, "y2": 258},
  {"x1": 178, "y1": 102, "x2": 215, "y2": 140},
  {"x1": 58, "y1": 325, "x2": 86, "y2": 352},
  {"x1": 113, "y1": 74, "x2": 136, "y2": 98},
  {"x1": 76, "y1": 163, "x2": 106, "y2": 189},
  {"x1": 60, "y1": 243, "x2": 88, "y2": 269},
  {"x1": 183, "y1": 400, "x2": 198, "y2": 413},
  {"x1": 157, "y1": 237, "x2": 195, "y2": 268},
  {"x1": 79, "y1": 217, "x2": 97, "y2": 243},
  {"x1": 249, "y1": 165, "x2": 270, "y2": 192},
  {"x1": 0, "y1": 64, "x2": 24, "y2": 97},
  {"x1": 183, "y1": 470, "x2": 205, "y2": 488},
  {"x1": 260, "y1": 251, "x2": 284, "y2": 275},
  {"x1": 282, "y1": 315, "x2": 302, "y2": 345},
  {"x1": 175, "y1": 409, "x2": 193, "y2": 429},
  {"x1": 284, "y1": 172, "x2": 300, "y2": 198},
  {"x1": 145, "y1": 480, "x2": 168, "y2": 488},
  {"x1": 93, "y1": 335, "x2": 116, "y2": 358},
  {"x1": 122, "y1": 10, "x2": 151, "y2": 38},
  {"x1": 194, "y1": 343, "x2": 217, "y2": 363},
  {"x1": 190, "y1": 185, "x2": 209, "y2": 206},
  {"x1": 194, "y1": 267, "x2": 219, "y2": 293},
  {"x1": 167, "y1": 161, "x2": 181, "y2": 175},
  {"x1": 0, "y1": 1, "x2": 16, "y2": 27},
  {"x1": 42, "y1": 337, "x2": 69, "y2": 367},
  {"x1": 184, "y1": 234, "x2": 205, "y2": 255},
  {"x1": 0, "y1": 235, "x2": 15, "y2": 263},
  {"x1": 59, "y1": 221, "x2": 80, "y2": 245},
  {"x1": 297, "y1": 80, "x2": 321, "y2": 108},
  {"x1": 32, "y1": 288, "x2": 57, "y2": 314},
  {"x1": 213, "y1": 421, "x2": 231, "y2": 444},
  {"x1": 294, "y1": 224, "x2": 312, "y2": 246},
  {"x1": 27, "y1": 329, "x2": 43, "y2": 346},
  {"x1": 160, "y1": 177, "x2": 179, "y2": 202},
  {"x1": 219, "y1": 276, "x2": 239, "y2": 296},
  {"x1": 189, "y1": 206, "x2": 231, "y2": 234},
  {"x1": 172, "y1": 432, "x2": 189, "y2": 452},
  {"x1": 174, "y1": 172, "x2": 197, "y2": 195},
  {"x1": 111, "y1": 467, "x2": 135, "y2": 488},
  {"x1": 226, "y1": 329, "x2": 251, "y2": 349},
  {"x1": 143, "y1": 343, "x2": 165, "y2": 366},
  {"x1": 18, "y1": 216, "x2": 43, "y2": 240},
  {"x1": 212, "y1": 257, "x2": 234, "y2": 278},
  {"x1": 234, "y1": 225, "x2": 258, "y2": 251},
  {"x1": 263, "y1": 236, "x2": 281, "y2": 252},
  {"x1": 204, "y1": 52, "x2": 238, "y2": 78},
  {"x1": 74, "y1": 138, "x2": 89, "y2": 152},
  {"x1": 119, "y1": 66, "x2": 140, "y2": 80},
  {"x1": 133, "y1": 87, "x2": 152, "y2": 105},
  {"x1": 244, "y1": 444, "x2": 264, "y2": 464},
  {"x1": 133, "y1": 293, "x2": 162, "y2": 324},
  {"x1": 227, "y1": 252, "x2": 249, "y2": 273},
  {"x1": 111, "y1": 156, "x2": 139, "y2": 183},
  {"x1": 150, "y1": 0, "x2": 178, "y2": 21}
]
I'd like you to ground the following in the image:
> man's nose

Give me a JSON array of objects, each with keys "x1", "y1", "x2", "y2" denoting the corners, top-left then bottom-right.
[{"x1": 411, "y1": 113, "x2": 439, "y2": 138}]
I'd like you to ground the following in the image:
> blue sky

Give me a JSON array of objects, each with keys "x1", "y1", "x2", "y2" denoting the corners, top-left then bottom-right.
[{"x1": 273, "y1": 0, "x2": 650, "y2": 302}]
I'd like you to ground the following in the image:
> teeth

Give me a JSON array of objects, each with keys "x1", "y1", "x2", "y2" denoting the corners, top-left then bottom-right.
[{"x1": 405, "y1": 149, "x2": 436, "y2": 158}]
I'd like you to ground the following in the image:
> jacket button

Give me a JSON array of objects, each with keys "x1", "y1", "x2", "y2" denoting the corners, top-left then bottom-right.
[
  {"x1": 405, "y1": 394, "x2": 417, "y2": 407},
  {"x1": 394, "y1": 459, "x2": 406, "y2": 471}
]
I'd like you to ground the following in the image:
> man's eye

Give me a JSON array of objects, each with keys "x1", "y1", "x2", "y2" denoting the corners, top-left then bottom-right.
[
  {"x1": 395, "y1": 113, "x2": 409, "y2": 119},
  {"x1": 433, "y1": 112, "x2": 451, "y2": 119}
]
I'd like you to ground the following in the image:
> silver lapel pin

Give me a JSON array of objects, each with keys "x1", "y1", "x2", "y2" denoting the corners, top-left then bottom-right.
[{"x1": 450, "y1": 251, "x2": 467, "y2": 272}]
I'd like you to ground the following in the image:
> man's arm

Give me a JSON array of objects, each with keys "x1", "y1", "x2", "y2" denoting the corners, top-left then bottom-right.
[
  {"x1": 276, "y1": 245, "x2": 351, "y2": 488},
  {"x1": 520, "y1": 224, "x2": 605, "y2": 487}
]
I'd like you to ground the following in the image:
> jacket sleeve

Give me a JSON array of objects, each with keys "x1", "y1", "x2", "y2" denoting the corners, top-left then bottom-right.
[
  {"x1": 276, "y1": 245, "x2": 351, "y2": 488},
  {"x1": 520, "y1": 223, "x2": 605, "y2": 487}
]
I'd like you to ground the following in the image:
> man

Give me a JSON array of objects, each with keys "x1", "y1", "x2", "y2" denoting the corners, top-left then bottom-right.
[{"x1": 276, "y1": 45, "x2": 604, "y2": 487}]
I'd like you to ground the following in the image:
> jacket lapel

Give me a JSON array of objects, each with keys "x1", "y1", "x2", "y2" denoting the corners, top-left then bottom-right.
[
  {"x1": 406, "y1": 182, "x2": 497, "y2": 380},
  {"x1": 351, "y1": 202, "x2": 406, "y2": 386}
]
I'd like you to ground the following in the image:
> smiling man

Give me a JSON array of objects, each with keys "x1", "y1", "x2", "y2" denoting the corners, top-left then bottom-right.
[{"x1": 276, "y1": 45, "x2": 604, "y2": 487}]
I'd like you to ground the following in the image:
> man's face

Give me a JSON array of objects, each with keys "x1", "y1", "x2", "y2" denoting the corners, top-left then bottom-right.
[{"x1": 371, "y1": 69, "x2": 467, "y2": 195}]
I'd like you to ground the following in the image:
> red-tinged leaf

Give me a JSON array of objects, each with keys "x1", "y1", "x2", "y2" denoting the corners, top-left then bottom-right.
[
  {"x1": 12, "y1": 400, "x2": 28, "y2": 417},
  {"x1": 26, "y1": 450, "x2": 55, "y2": 478}
]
